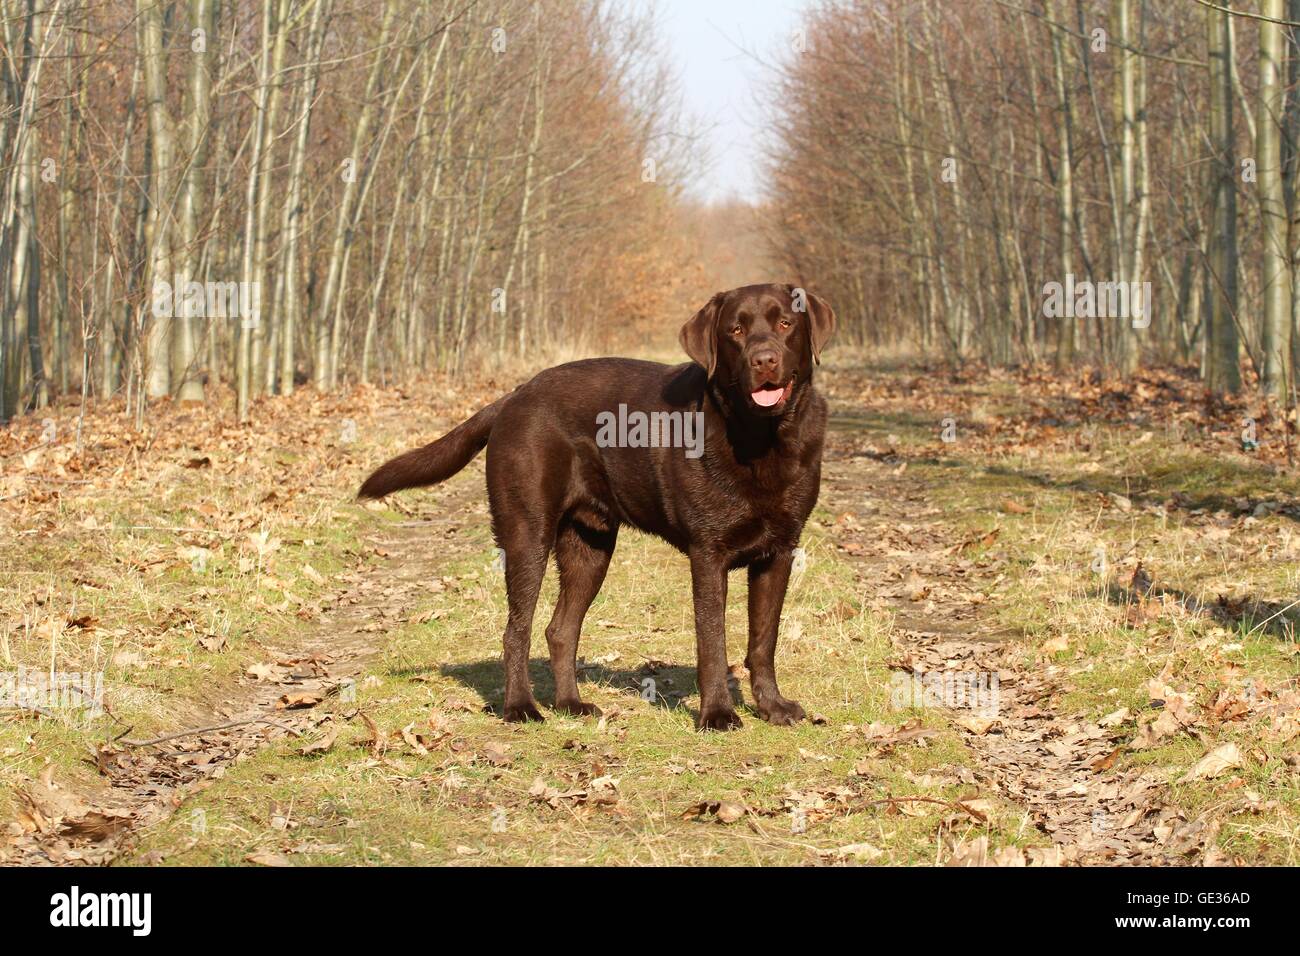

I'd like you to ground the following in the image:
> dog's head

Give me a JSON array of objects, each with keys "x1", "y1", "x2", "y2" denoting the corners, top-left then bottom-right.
[{"x1": 679, "y1": 284, "x2": 835, "y2": 417}]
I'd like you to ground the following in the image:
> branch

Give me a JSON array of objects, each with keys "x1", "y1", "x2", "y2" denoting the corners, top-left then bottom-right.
[{"x1": 1190, "y1": 0, "x2": 1300, "y2": 27}]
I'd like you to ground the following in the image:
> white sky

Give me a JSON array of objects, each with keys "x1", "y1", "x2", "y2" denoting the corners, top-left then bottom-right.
[{"x1": 656, "y1": 0, "x2": 811, "y2": 205}]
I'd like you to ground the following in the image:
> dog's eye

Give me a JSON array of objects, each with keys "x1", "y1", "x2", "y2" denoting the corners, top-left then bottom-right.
[
  {"x1": 729, "y1": 326, "x2": 743, "y2": 337},
  {"x1": 779, "y1": 318, "x2": 792, "y2": 330}
]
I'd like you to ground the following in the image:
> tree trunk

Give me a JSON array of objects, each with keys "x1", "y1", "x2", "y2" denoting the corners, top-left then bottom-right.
[
  {"x1": 1261, "y1": 0, "x2": 1292, "y2": 397},
  {"x1": 315, "y1": 2, "x2": 396, "y2": 390},
  {"x1": 1206, "y1": 0, "x2": 1241, "y2": 394},
  {"x1": 237, "y1": 0, "x2": 273, "y2": 421},
  {"x1": 138, "y1": 0, "x2": 176, "y2": 399},
  {"x1": 174, "y1": 0, "x2": 217, "y2": 403},
  {"x1": 251, "y1": 0, "x2": 290, "y2": 398},
  {"x1": 278, "y1": 0, "x2": 329, "y2": 396},
  {"x1": 1047, "y1": 0, "x2": 1076, "y2": 366}
]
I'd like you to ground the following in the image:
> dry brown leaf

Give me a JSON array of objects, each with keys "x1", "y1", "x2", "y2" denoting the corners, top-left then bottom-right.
[
  {"x1": 827, "y1": 842, "x2": 883, "y2": 862},
  {"x1": 1180, "y1": 743, "x2": 1243, "y2": 782},
  {"x1": 715, "y1": 801, "x2": 746, "y2": 824},
  {"x1": 298, "y1": 727, "x2": 339, "y2": 756},
  {"x1": 681, "y1": 799, "x2": 746, "y2": 824},
  {"x1": 1099, "y1": 707, "x2": 1130, "y2": 728},
  {"x1": 245, "y1": 850, "x2": 293, "y2": 867},
  {"x1": 399, "y1": 723, "x2": 430, "y2": 755},
  {"x1": 861, "y1": 718, "x2": 937, "y2": 748},
  {"x1": 246, "y1": 661, "x2": 283, "y2": 682},
  {"x1": 1042, "y1": 634, "x2": 1070, "y2": 655},
  {"x1": 953, "y1": 714, "x2": 1000, "y2": 735},
  {"x1": 276, "y1": 691, "x2": 322, "y2": 710}
]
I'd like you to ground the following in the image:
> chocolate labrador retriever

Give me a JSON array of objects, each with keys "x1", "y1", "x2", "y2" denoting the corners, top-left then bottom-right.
[{"x1": 358, "y1": 283, "x2": 834, "y2": 730}]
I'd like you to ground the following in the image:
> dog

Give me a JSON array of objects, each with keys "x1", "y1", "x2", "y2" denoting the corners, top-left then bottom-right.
[{"x1": 358, "y1": 283, "x2": 835, "y2": 730}]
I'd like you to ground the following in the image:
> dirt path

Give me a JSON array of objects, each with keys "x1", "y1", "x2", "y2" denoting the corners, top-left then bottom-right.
[{"x1": 821, "y1": 424, "x2": 1214, "y2": 865}]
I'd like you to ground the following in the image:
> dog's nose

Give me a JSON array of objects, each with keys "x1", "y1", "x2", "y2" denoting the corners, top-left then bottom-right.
[{"x1": 750, "y1": 348, "x2": 779, "y2": 374}]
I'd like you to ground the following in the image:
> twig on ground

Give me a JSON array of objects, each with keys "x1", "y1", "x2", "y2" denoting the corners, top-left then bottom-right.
[{"x1": 121, "y1": 713, "x2": 301, "y2": 748}]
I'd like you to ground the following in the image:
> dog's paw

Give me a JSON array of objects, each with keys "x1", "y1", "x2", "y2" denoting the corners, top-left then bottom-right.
[
  {"x1": 696, "y1": 705, "x2": 743, "y2": 732},
  {"x1": 554, "y1": 699, "x2": 602, "y2": 718},
  {"x1": 502, "y1": 700, "x2": 545, "y2": 723},
  {"x1": 756, "y1": 696, "x2": 805, "y2": 726}
]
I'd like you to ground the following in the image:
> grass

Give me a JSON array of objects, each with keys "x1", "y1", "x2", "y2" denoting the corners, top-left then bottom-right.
[
  {"x1": 123, "y1": 501, "x2": 1010, "y2": 865},
  {"x1": 5, "y1": 355, "x2": 1300, "y2": 865},
  {"x1": 827, "y1": 359, "x2": 1300, "y2": 864},
  {"x1": 0, "y1": 386, "x2": 443, "y2": 833}
]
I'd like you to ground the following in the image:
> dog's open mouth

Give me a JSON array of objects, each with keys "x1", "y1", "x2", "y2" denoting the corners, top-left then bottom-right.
[{"x1": 750, "y1": 379, "x2": 793, "y2": 408}]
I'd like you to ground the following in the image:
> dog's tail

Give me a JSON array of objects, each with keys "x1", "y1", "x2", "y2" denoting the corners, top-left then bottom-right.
[{"x1": 357, "y1": 398, "x2": 505, "y2": 499}]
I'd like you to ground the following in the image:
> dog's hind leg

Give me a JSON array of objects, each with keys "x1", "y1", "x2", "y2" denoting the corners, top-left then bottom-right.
[
  {"x1": 545, "y1": 518, "x2": 617, "y2": 717},
  {"x1": 494, "y1": 516, "x2": 554, "y2": 723},
  {"x1": 487, "y1": 422, "x2": 569, "y2": 723}
]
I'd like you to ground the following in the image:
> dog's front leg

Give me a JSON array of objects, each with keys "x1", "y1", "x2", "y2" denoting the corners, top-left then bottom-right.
[
  {"x1": 689, "y1": 548, "x2": 742, "y2": 731},
  {"x1": 746, "y1": 552, "x2": 805, "y2": 725}
]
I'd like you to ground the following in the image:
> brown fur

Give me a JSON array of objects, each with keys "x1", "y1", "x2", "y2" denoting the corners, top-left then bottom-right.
[{"x1": 358, "y1": 284, "x2": 835, "y2": 729}]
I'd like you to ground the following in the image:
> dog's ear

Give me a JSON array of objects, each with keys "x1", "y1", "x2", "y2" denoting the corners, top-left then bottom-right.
[
  {"x1": 680, "y1": 292, "x2": 724, "y2": 378},
  {"x1": 804, "y1": 289, "x2": 836, "y2": 364}
]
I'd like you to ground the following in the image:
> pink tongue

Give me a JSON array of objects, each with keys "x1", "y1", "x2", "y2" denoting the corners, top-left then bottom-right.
[{"x1": 751, "y1": 387, "x2": 784, "y2": 407}]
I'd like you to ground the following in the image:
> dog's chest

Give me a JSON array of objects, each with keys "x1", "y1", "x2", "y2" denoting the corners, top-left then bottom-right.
[{"x1": 709, "y1": 457, "x2": 816, "y2": 558}]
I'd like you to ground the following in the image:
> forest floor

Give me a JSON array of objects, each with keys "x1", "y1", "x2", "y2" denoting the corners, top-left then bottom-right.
[{"x1": 2, "y1": 351, "x2": 1298, "y2": 866}]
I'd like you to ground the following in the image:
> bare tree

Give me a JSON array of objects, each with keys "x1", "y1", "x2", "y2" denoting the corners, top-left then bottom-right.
[
  {"x1": 1206, "y1": 0, "x2": 1240, "y2": 394},
  {"x1": 1259, "y1": 0, "x2": 1291, "y2": 397},
  {"x1": 137, "y1": 0, "x2": 176, "y2": 401}
]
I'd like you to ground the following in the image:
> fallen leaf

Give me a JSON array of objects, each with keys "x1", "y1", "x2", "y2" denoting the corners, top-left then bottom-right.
[
  {"x1": 299, "y1": 727, "x2": 338, "y2": 756},
  {"x1": 1090, "y1": 747, "x2": 1122, "y2": 773},
  {"x1": 245, "y1": 850, "x2": 292, "y2": 867},
  {"x1": 953, "y1": 714, "x2": 1000, "y2": 735},
  {"x1": 681, "y1": 800, "x2": 746, "y2": 824},
  {"x1": 275, "y1": 691, "x2": 322, "y2": 710},
  {"x1": 399, "y1": 723, "x2": 430, "y2": 754},
  {"x1": 1099, "y1": 707, "x2": 1130, "y2": 728},
  {"x1": 1180, "y1": 743, "x2": 1243, "y2": 782},
  {"x1": 715, "y1": 801, "x2": 746, "y2": 824},
  {"x1": 861, "y1": 718, "x2": 937, "y2": 748},
  {"x1": 1042, "y1": 634, "x2": 1070, "y2": 655},
  {"x1": 828, "y1": 842, "x2": 883, "y2": 862}
]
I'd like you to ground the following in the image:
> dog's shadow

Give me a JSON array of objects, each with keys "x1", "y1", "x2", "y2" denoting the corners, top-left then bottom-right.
[{"x1": 431, "y1": 658, "x2": 743, "y2": 720}]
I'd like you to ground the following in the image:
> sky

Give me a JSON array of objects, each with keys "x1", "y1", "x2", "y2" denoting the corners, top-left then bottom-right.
[{"x1": 656, "y1": 0, "x2": 811, "y2": 205}]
